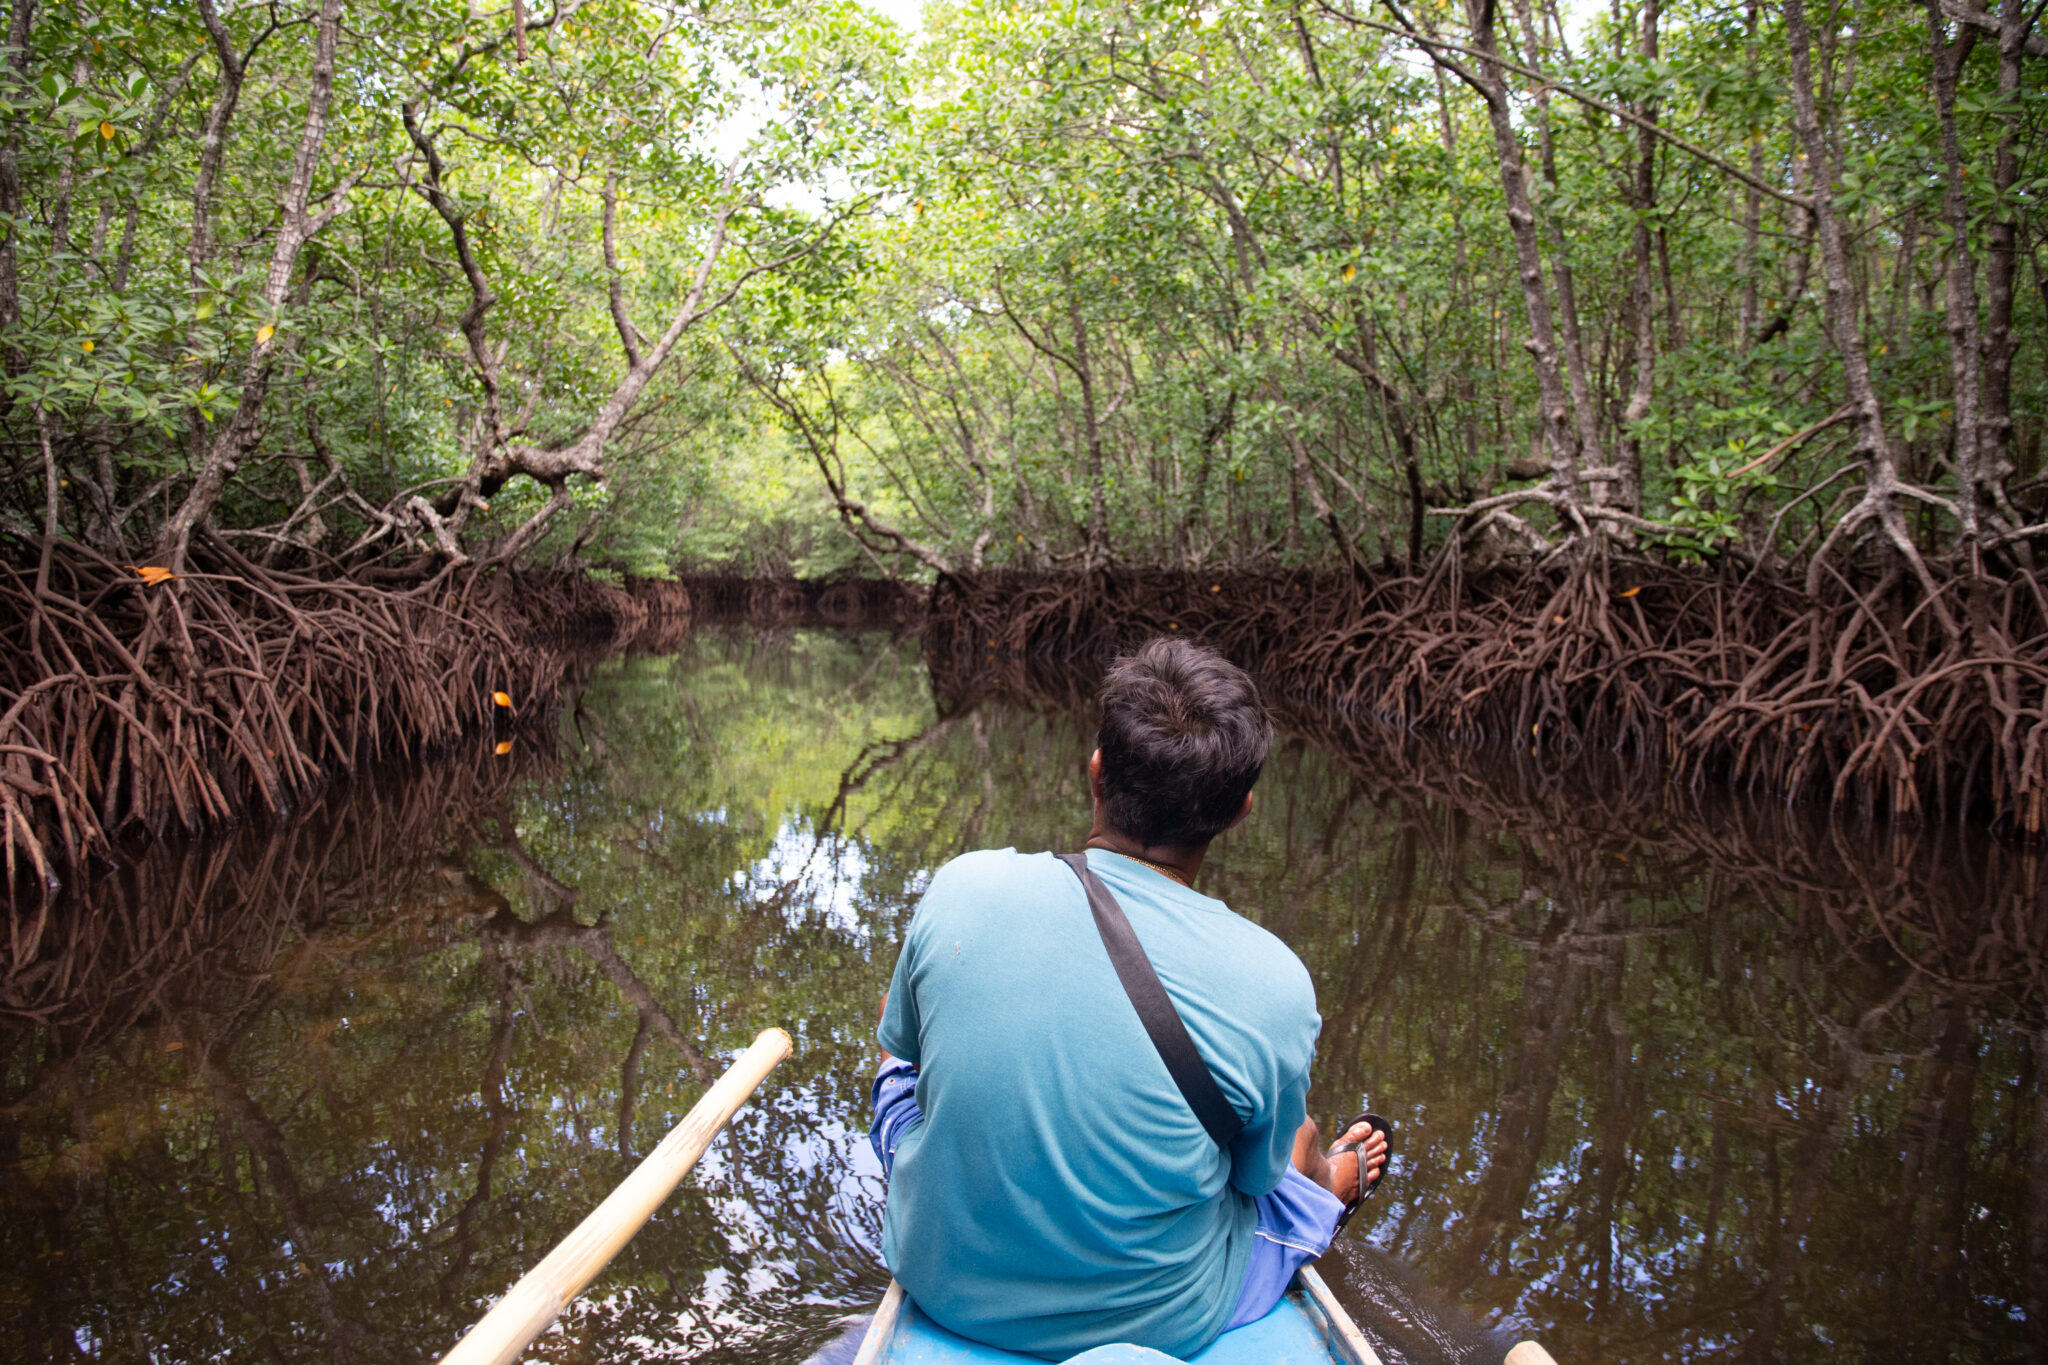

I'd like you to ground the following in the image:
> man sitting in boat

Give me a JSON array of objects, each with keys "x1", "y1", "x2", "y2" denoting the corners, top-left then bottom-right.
[{"x1": 869, "y1": 637, "x2": 1388, "y2": 1360}]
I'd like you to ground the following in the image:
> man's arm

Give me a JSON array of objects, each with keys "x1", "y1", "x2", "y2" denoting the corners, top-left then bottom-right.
[{"x1": 877, "y1": 971, "x2": 921, "y2": 1067}]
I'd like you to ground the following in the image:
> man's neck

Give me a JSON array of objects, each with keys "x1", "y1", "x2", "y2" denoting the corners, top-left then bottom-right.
[{"x1": 1082, "y1": 826, "x2": 1207, "y2": 888}]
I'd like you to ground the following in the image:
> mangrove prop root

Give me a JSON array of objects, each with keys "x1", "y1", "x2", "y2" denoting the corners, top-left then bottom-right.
[
  {"x1": 1, "y1": 545, "x2": 691, "y2": 898},
  {"x1": 925, "y1": 557, "x2": 2048, "y2": 834}
]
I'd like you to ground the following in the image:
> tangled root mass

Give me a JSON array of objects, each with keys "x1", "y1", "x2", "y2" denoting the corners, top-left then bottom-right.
[{"x1": 927, "y1": 554, "x2": 2048, "y2": 834}]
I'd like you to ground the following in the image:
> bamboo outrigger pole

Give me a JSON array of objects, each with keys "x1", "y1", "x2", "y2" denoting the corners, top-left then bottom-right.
[{"x1": 436, "y1": 1027, "x2": 794, "y2": 1365}]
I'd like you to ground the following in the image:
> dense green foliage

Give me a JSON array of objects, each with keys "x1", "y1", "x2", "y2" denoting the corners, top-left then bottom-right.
[
  {"x1": 0, "y1": 0, "x2": 898, "y2": 574},
  {"x1": 0, "y1": 0, "x2": 2040, "y2": 577},
  {"x1": 759, "y1": 0, "x2": 2046, "y2": 576}
]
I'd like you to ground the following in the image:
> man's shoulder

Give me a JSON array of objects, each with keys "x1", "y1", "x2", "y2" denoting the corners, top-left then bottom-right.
[
  {"x1": 1163, "y1": 894, "x2": 1317, "y2": 1044},
  {"x1": 1174, "y1": 887, "x2": 1309, "y2": 982},
  {"x1": 1214, "y1": 911, "x2": 1316, "y2": 1010},
  {"x1": 910, "y1": 848, "x2": 1056, "y2": 925},
  {"x1": 924, "y1": 846, "x2": 1042, "y2": 895},
  {"x1": 935, "y1": 845, "x2": 1032, "y2": 877}
]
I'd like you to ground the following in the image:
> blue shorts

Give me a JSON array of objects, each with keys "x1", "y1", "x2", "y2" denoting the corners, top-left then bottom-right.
[{"x1": 868, "y1": 1059, "x2": 1342, "y2": 1334}]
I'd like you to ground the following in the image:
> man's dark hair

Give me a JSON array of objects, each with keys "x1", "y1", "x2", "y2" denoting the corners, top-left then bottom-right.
[{"x1": 1096, "y1": 637, "x2": 1273, "y2": 848}]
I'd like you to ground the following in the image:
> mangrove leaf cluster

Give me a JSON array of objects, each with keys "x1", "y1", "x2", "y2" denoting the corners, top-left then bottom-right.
[{"x1": 0, "y1": 0, "x2": 2039, "y2": 578}]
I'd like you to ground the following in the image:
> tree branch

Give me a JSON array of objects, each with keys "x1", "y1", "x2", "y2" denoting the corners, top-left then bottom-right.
[{"x1": 1353, "y1": 0, "x2": 1811, "y2": 209}]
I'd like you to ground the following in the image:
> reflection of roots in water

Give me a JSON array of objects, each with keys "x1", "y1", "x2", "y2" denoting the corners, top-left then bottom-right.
[
  {"x1": 520, "y1": 571, "x2": 697, "y2": 655},
  {"x1": 0, "y1": 735, "x2": 558, "y2": 1064},
  {"x1": 0, "y1": 688, "x2": 830, "y2": 1364},
  {"x1": 927, "y1": 644, "x2": 2048, "y2": 1016},
  {"x1": 0, "y1": 573, "x2": 696, "y2": 1064},
  {"x1": 0, "y1": 733, "x2": 592, "y2": 1365},
  {"x1": 676, "y1": 575, "x2": 923, "y2": 629}
]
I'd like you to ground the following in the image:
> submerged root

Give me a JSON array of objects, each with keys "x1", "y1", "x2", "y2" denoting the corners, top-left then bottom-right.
[{"x1": 927, "y1": 556, "x2": 2048, "y2": 833}]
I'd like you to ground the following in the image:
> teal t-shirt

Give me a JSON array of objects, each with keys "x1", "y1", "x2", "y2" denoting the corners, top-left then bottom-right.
[{"x1": 877, "y1": 847, "x2": 1321, "y2": 1360}]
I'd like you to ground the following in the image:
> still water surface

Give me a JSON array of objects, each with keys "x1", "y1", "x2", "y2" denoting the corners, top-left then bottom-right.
[{"x1": 3, "y1": 626, "x2": 2045, "y2": 1364}]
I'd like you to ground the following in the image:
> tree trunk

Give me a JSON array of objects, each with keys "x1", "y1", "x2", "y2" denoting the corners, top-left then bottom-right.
[
  {"x1": 156, "y1": 0, "x2": 348, "y2": 568},
  {"x1": 0, "y1": 0, "x2": 39, "y2": 352},
  {"x1": 1507, "y1": 0, "x2": 1609, "y2": 501},
  {"x1": 1066, "y1": 283, "x2": 1109, "y2": 568},
  {"x1": 1978, "y1": 0, "x2": 2034, "y2": 506},
  {"x1": 1433, "y1": 66, "x2": 1486, "y2": 507},
  {"x1": 188, "y1": 0, "x2": 268, "y2": 288},
  {"x1": 44, "y1": 55, "x2": 89, "y2": 262},
  {"x1": 1619, "y1": 0, "x2": 1661, "y2": 516},
  {"x1": 403, "y1": 103, "x2": 506, "y2": 535},
  {"x1": 1333, "y1": 338, "x2": 1426, "y2": 566},
  {"x1": 1924, "y1": 0, "x2": 1985, "y2": 545},
  {"x1": 1462, "y1": 0, "x2": 1584, "y2": 515},
  {"x1": 1287, "y1": 429, "x2": 1362, "y2": 572},
  {"x1": 1785, "y1": 0, "x2": 1926, "y2": 604},
  {"x1": 1737, "y1": 0, "x2": 1762, "y2": 341}
]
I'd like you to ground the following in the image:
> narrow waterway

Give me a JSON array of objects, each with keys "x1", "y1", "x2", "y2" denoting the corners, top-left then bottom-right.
[{"x1": 4, "y1": 625, "x2": 2043, "y2": 1364}]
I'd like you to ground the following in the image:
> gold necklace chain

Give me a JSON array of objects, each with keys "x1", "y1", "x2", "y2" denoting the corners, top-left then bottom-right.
[
  {"x1": 1117, "y1": 850, "x2": 1192, "y2": 888},
  {"x1": 1083, "y1": 841, "x2": 1193, "y2": 887}
]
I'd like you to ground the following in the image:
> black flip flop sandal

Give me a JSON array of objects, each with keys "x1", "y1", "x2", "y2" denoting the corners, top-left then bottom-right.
[{"x1": 1329, "y1": 1111, "x2": 1392, "y2": 1235}]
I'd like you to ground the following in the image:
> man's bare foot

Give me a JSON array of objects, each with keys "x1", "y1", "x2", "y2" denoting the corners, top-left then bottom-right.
[
  {"x1": 1290, "y1": 1117, "x2": 1388, "y2": 1200},
  {"x1": 1329, "y1": 1120, "x2": 1389, "y2": 1205}
]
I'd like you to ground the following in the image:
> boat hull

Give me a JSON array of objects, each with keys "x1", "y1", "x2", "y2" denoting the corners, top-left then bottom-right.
[{"x1": 852, "y1": 1268, "x2": 1380, "y2": 1365}]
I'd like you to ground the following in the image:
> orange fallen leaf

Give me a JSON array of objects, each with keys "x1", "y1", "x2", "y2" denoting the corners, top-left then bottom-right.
[
  {"x1": 131, "y1": 565, "x2": 174, "y2": 585},
  {"x1": 494, "y1": 740, "x2": 512, "y2": 755},
  {"x1": 1210, "y1": 584, "x2": 1221, "y2": 592},
  {"x1": 1552, "y1": 614, "x2": 1566, "y2": 625},
  {"x1": 492, "y1": 690, "x2": 512, "y2": 708},
  {"x1": 165, "y1": 1041, "x2": 183, "y2": 1051},
  {"x1": 1619, "y1": 585, "x2": 1642, "y2": 598}
]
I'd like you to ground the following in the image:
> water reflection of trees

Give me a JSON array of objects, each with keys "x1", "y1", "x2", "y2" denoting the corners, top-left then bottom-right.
[
  {"x1": 924, "y1": 647, "x2": 2048, "y2": 1365},
  {"x1": 6, "y1": 630, "x2": 2045, "y2": 1365},
  {"x1": 0, "y1": 629, "x2": 924, "y2": 1365},
  {"x1": 2, "y1": 742, "x2": 546, "y2": 1363}
]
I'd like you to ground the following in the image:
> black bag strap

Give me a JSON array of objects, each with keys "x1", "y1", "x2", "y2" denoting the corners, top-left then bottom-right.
[{"x1": 1057, "y1": 852, "x2": 1245, "y2": 1149}]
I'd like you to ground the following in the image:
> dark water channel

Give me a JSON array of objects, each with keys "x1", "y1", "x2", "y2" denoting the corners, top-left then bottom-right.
[{"x1": 5, "y1": 626, "x2": 2046, "y2": 1364}]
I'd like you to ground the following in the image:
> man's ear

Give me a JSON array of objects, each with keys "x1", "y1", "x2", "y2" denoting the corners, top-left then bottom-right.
[
  {"x1": 1088, "y1": 748, "x2": 1104, "y2": 799},
  {"x1": 1224, "y1": 789, "x2": 1255, "y2": 831}
]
